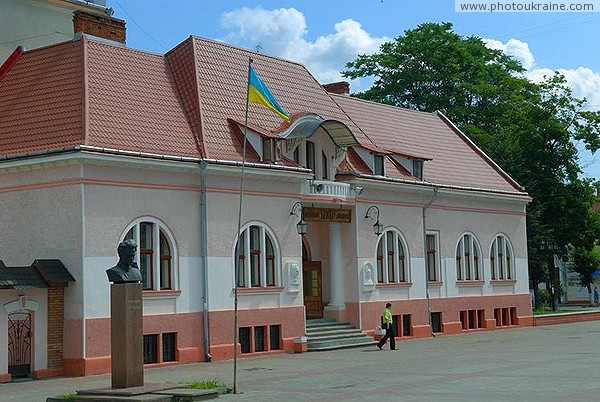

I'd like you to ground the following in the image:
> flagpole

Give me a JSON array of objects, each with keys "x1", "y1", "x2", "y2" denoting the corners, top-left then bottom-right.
[{"x1": 233, "y1": 56, "x2": 252, "y2": 395}]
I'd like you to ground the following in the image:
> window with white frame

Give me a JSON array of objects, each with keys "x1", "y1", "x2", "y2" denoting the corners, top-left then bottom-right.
[
  {"x1": 235, "y1": 224, "x2": 279, "y2": 288},
  {"x1": 426, "y1": 233, "x2": 439, "y2": 282},
  {"x1": 455, "y1": 233, "x2": 482, "y2": 281},
  {"x1": 123, "y1": 219, "x2": 177, "y2": 291},
  {"x1": 376, "y1": 229, "x2": 409, "y2": 283},
  {"x1": 490, "y1": 234, "x2": 514, "y2": 280}
]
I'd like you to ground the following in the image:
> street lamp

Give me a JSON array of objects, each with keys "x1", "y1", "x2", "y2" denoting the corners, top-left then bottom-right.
[
  {"x1": 290, "y1": 202, "x2": 307, "y2": 236},
  {"x1": 540, "y1": 238, "x2": 558, "y2": 311},
  {"x1": 365, "y1": 205, "x2": 383, "y2": 236}
]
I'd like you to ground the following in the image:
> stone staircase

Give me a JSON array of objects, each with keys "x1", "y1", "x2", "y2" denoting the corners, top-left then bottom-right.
[{"x1": 306, "y1": 318, "x2": 376, "y2": 351}]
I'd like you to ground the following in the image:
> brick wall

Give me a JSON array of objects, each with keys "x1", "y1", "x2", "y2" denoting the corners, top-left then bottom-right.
[
  {"x1": 47, "y1": 287, "x2": 64, "y2": 369},
  {"x1": 73, "y1": 11, "x2": 126, "y2": 44}
]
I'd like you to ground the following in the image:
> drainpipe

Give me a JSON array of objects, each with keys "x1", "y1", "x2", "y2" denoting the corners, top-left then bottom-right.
[
  {"x1": 200, "y1": 161, "x2": 212, "y2": 361},
  {"x1": 423, "y1": 187, "x2": 438, "y2": 337}
]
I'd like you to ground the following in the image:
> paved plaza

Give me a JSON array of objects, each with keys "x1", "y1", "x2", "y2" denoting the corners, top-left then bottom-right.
[{"x1": 2, "y1": 320, "x2": 600, "y2": 402}]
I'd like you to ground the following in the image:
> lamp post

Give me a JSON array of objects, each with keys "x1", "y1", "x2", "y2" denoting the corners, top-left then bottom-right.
[
  {"x1": 540, "y1": 239, "x2": 558, "y2": 311},
  {"x1": 290, "y1": 202, "x2": 307, "y2": 236},
  {"x1": 365, "y1": 206, "x2": 383, "y2": 236}
]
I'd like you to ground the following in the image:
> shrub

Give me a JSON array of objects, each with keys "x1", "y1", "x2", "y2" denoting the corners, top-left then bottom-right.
[{"x1": 181, "y1": 379, "x2": 226, "y2": 389}]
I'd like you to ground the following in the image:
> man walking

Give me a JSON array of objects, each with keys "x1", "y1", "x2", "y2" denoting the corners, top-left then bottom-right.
[{"x1": 377, "y1": 302, "x2": 396, "y2": 350}]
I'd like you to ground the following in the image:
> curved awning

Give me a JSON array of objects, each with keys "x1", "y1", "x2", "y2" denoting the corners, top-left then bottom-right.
[{"x1": 278, "y1": 114, "x2": 359, "y2": 148}]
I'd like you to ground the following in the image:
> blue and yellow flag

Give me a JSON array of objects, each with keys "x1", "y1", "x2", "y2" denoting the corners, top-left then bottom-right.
[{"x1": 248, "y1": 66, "x2": 290, "y2": 121}]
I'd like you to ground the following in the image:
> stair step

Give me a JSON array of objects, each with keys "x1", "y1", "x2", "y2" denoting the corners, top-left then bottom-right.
[
  {"x1": 306, "y1": 318, "x2": 336, "y2": 325},
  {"x1": 308, "y1": 338, "x2": 377, "y2": 351},
  {"x1": 306, "y1": 321, "x2": 351, "y2": 328},
  {"x1": 306, "y1": 325, "x2": 360, "y2": 335},
  {"x1": 308, "y1": 333, "x2": 369, "y2": 342},
  {"x1": 305, "y1": 317, "x2": 375, "y2": 352}
]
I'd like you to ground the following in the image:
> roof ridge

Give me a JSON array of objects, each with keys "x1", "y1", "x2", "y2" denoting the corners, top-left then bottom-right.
[
  {"x1": 330, "y1": 93, "x2": 437, "y2": 117},
  {"x1": 81, "y1": 35, "x2": 89, "y2": 146},
  {"x1": 190, "y1": 35, "x2": 306, "y2": 67}
]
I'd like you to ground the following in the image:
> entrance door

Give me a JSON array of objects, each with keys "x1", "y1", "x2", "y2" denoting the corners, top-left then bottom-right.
[
  {"x1": 7, "y1": 312, "x2": 32, "y2": 377},
  {"x1": 303, "y1": 262, "x2": 323, "y2": 319}
]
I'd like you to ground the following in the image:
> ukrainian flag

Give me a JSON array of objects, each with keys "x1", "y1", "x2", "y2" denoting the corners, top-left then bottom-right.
[{"x1": 248, "y1": 66, "x2": 290, "y2": 121}]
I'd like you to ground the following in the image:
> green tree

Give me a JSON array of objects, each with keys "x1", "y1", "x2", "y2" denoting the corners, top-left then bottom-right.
[
  {"x1": 570, "y1": 245, "x2": 600, "y2": 305},
  {"x1": 344, "y1": 22, "x2": 600, "y2": 301}
]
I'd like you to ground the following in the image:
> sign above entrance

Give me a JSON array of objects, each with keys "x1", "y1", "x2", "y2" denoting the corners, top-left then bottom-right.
[{"x1": 303, "y1": 207, "x2": 351, "y2": 223}]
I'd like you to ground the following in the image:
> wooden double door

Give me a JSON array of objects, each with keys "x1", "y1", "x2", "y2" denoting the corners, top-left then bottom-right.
[{"x1": 303, "y1": 261, "x2": 323, "y2": 319}]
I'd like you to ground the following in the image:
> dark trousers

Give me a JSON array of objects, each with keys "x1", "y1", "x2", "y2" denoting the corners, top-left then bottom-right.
[{"x1": 377, "y1": 324, "x2": 396, "y2": 349}]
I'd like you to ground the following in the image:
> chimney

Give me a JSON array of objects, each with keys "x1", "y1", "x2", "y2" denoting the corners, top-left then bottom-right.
[
  {"x1": 322, "y1": 81, "x2": 350, "y2": 95},
  {"x1": 73, "y1": 11, "x2": 126, "y2": 44}
]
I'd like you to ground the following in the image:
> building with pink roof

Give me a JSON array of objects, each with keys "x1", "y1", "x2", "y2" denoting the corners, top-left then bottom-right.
[{"x1": 0, "y1": 23, "x2": 532, "y2": 381}]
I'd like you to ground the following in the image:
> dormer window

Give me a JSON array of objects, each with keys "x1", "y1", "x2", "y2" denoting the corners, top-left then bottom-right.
[
  {"x1": 412, "y1": 160, "x2": 423, "y2": 180},
  {"x1": 374, "y1": 154, "x2": 385, "y2": 176},
  {"x1": 263, "y1": 139, "x2": 280, "y2": 162}
]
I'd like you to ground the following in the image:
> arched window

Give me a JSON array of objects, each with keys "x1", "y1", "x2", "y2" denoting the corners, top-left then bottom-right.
[
  {"x1": 235, "y1": 224, "x2": 279, "y2": 288},
  {"x1": 456, "y1": 233, "x2": 481, "y2": 281},
  {"x1": 491, "y1": 234, "x2": 514, "y2": 280},
  {"x1": 123, "y1": 218, "x2": 177, "y2": 291},
  {"x1": 376, "y1": 229, "x2": 409, "y2": 283}
]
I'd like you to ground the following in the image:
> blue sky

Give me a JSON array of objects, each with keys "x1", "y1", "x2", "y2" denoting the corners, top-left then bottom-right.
[{"x1": 106, "y1": 0, "x2": 600, "y2": 179}]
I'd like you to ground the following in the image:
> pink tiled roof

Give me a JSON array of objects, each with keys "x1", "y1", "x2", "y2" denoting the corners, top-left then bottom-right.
[
  {"x1": 0, "y1": 35, "x2": 523, "y2": 194},
  {"x1": 85, "y1": 39, "x2": 198, "y2": 157},
  {"x1": 0, "y1": 40, "x2": 84, "y2": 154},
  {"x1": 185, "y1": 36, "x2": 372, "y2": 160},
  {"x1": 331, "y1": 94, "x2": 522, "y2": 192},
  {"x1": 0, "y1": 37, "x2": 198, "y2": 158}
]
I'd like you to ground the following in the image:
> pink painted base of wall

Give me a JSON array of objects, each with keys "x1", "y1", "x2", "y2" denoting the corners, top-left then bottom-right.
[
  {"x1": 64, "y1": 357, "x2": 111, "y2": 376},
  {"x1": 177, "y1": 347, "x2": 203, "y2": 363},
  {"x1": 210, "y1": 343, "x2": 241, "y2": 361},
  {"x1": 282, "y1": 338, "x2": 295, "y2": 353},
  {"x1": 33, "y1": 368, "x2": 64, "y2": 379},
  {"x1": 443, "y1": 321, "x2": 462, "y2": 335},
  {"x1": 519, "y1": 315, "x2": 534, "y2": 326},
  {"x1": 64, "y1": 348, "x2": 205, "y2": 377},
  {"x1": 361, "y1": 294, "x2": 533, "y2": 343},
  {"x1": 0, "y1": 373, "x2": 11, "y2": 383},
  {"x1": 293, "y1": 339, "x2": 307, "y2": 353},
  {"x1": 412, "y1": 324, "x2": 431, "y2": 338}
]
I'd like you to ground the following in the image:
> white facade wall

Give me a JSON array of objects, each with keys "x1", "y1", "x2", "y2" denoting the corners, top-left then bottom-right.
[
  {"x1": 205, "y1": 171, "x2": 306, "y2": 312},
  {"x1": 355, "y1": 185, "x2": 529, "y2": 305}
]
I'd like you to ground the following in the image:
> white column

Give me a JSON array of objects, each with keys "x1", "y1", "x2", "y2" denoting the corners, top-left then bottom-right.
[{"x1": 325, "y1": 222, "x2": 345, "y2": 310}]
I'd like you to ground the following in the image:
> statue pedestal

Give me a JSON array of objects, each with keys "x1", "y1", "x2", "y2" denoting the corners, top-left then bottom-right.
[{"x1": 110, "y1": 283, "x2": 144, "y2": 388}]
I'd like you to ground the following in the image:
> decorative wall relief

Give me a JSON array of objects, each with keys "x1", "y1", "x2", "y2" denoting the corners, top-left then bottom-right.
[
  {"x1": 362, "y1": 262, "x2": 375, "y2": 291},
  {"x1": 287, "y1": 262, "x2": 301, "y2": 293}
]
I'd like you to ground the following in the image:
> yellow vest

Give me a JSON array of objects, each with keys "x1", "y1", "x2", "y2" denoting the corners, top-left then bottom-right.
[{"x1": 383, "y1": 308, "x2": 392, "y2": 324}]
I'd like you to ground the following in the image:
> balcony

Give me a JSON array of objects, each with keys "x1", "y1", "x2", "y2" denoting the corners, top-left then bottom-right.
[{"x1": 301, "y1": 180, "x2": 362, "y2": 199}]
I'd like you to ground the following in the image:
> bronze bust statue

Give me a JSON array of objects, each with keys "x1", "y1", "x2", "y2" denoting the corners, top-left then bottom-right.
[{"x1": 106, "y1": 239, "x2": 143, "y2": 284}]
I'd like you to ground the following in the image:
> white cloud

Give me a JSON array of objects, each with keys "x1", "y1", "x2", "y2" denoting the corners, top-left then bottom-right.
[
  {"x1": 483, "y1": 38, "x2": 536, "y2": 71},
  {"x1": 487, "y1": 38, "x2": 600, "y2": 178},
  {"x1": 220, "y1": 7, "x2": 389, "y2": 87},
  {"x1": 485, "y1": 38, "x2": 600, "y2": 109}
]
